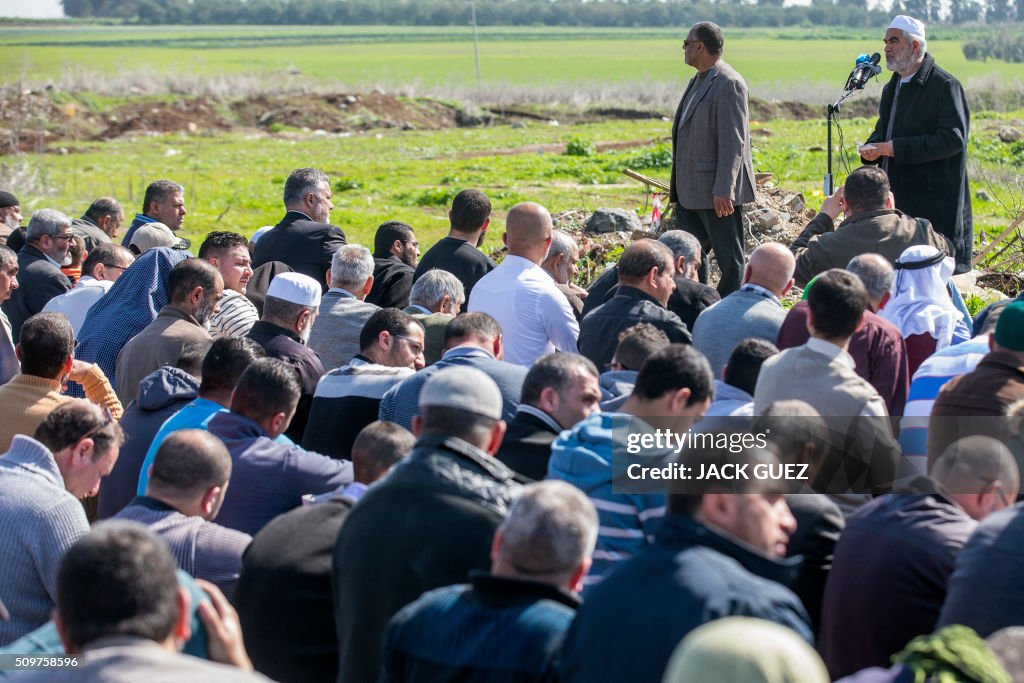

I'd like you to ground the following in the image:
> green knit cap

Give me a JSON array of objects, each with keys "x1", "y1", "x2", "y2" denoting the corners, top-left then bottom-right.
[
  {"x1": 893, "y1": 625, "x2": 1010, "y2": 683},
  {"x1": 995, "y1": 301, "x2": 1024, "y2": 351}
]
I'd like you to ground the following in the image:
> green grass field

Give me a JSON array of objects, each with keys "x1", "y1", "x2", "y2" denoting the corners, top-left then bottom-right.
[
  {"x1": 3, "y1": 25, "x2": 1024, "y2": 97},
  {"x1": 10, "y1": 113, "x2": 1020, "y2": 255},
  {"x1": 2, "y1": 24, "x2": 1022, "y2": 268}
]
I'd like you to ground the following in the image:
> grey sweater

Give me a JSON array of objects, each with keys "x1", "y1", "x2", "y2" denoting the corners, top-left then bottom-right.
[
  {"x1": 692, "y1": 285, "x2": 787, "y2": 377},
  {"x1": 0, "y1": 436, "x2": 89, "y2": 645}
]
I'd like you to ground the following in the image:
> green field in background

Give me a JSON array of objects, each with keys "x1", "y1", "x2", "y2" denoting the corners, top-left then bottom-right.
[
  {"x1": 2, "y1": 25, "x2": 1023, "y2": 95},
  {"x1": 9, "y1": 113, "x2": 1019, "y2": 256}
]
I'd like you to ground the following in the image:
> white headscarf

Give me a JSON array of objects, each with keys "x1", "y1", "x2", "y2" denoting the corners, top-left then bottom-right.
[{"x1": 879, "y1": 244, "x2": 971, "y2": 350}]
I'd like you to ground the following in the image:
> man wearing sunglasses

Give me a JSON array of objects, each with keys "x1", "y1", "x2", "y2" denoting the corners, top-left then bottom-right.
[
  {"x1": 0, "y1": 400, "x2": 124, "y2": 645},
  {"x1": 1, "y1": 209, "x2": 74, "y2": 343}
]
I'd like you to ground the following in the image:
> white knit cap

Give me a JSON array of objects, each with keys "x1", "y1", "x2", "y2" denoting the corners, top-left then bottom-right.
[
  {"x1": 889, "y1": 15, "x2": 926, "y2": 40},
  {"x1": 266, "y1": 272, "x2": 321, "y2": 308}
]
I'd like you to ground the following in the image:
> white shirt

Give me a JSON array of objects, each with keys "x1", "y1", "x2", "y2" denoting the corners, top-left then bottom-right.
[
  {"x1": 42, "y1": 276, "x2": 113, "y2": 335},
  {"x1": 468, "y1": 254, "x2": 579, "y2": 366}
]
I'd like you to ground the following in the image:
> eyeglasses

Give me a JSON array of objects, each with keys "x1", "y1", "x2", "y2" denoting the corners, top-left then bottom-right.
[
  {"x1": 394, "y1": 334, "x2": 424, "y2": 355},
  {"x1": 102, "y1": 263, "x2": 126, "y2": 272},
  {"x1": 49, "y1": 233, "x2": 74, "y2": 242},
  {"x1": 78, "y1": 405, "x2": 114, "y2": 443}
]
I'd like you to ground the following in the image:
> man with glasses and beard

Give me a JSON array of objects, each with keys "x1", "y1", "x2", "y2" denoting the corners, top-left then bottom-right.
[
  {"x1": 115, "y1": 259, "x2": 222, "y2": 404},
  {"x1": 859, "y1": 15, "x2": 972, "y2": 274},
  {"x1": 1, "y1": 209, "x2": 74, "y2": 343}
]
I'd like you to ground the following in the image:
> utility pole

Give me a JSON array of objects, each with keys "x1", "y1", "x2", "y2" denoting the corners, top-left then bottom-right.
[{"x1": 471, "y1": 0, "x2": 482, "y2": 94}]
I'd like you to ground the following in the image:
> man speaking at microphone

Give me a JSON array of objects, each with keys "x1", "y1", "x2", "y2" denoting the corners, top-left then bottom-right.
[
  {"x1": 860, "y1": 16, "x2": 972, "y2": 274},
  {"x1": 670, "y1": 21, "x2": 755, "y2": 297}
]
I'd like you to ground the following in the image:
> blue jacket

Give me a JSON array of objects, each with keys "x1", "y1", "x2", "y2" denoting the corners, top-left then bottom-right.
[
  {"x1": 378, "y1": 346, "x2": 527, "y2": 431},
  {"x1": 547, "y1": 413, "x2": 668, "y2": 590},
  {"x1": 382, "y1": 572, "x2": 578, "y2": 683},
  {"x1": 205, "y1": 410, "x2": 352, "y2": 535},
  {"x1": 97, "y1": 366, "x2": 199, "y2": 519},
  {"x1": 559, "y1": 514, "x2": 812, "y2": 683}
]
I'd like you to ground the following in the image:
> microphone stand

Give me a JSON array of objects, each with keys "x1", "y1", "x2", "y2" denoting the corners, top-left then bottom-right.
[{"x1": 824, "y1": 87, "x2": 860, "y2": 196}]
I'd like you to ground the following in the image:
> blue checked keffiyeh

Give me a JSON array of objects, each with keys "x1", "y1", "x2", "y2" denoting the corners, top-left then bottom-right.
[{"x1": 68, "y1": 247, "x2": 191, "y2": 397}]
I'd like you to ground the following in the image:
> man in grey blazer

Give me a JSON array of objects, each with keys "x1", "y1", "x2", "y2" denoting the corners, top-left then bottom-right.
[{"x1": 670, "y1": 21, "x2": 756, "y2": 297}]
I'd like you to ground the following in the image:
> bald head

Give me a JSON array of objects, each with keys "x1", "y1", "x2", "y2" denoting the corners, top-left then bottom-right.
[
  {"x1": 505, "y1": 202, "x2": 553, "y2": 262},
  {"x1": 931, "y1": 435, "x2": 1020, "y2": 521},
  {"x1": 745, "y1": 242, "x2": 795, "y2": 296}
]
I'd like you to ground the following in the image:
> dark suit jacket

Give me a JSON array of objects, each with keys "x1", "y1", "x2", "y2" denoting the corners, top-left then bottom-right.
[
  {"x1": 2, "y1": 244, "x2": 72, "y2": 342},
  {"x1": 495, "y1": 409, "x2": 561, "y2": 481},
  {"x1": 670, "y1": 61, "x2": 755, "y2": 211},
  {"x1": 252, "y1": 211, "x2": 346, "y2": 290},
  {"x1": 864, "y1": 53, "x2": 971, "y2": 273}
]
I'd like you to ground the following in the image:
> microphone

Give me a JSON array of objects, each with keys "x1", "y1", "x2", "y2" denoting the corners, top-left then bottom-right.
[{"x1": 845, "y1": 52, "x2": 881, "y2": 91}]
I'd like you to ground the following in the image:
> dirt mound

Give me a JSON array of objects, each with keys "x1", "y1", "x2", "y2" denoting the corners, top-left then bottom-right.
[
  {"x1": 231, "y1": 93, "x2": 460, "y2": 133},
  {"x1": 748, "y1": 95, "x2": 881, "y2": 123},
  {"x1": 0, "y1": 88, "x2": 886, "y2": 152},
  {"x1": 96, "y1": 97, "x2": 233, "y2": 139}
]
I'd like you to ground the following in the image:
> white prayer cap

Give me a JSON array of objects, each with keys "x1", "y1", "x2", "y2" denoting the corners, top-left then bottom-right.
[
  {"x1": 889, "y1": 15, "x2": 926, "y2": 40},
  {"x1": 266, "y1": 272, "x2": 321, "y2": 308}
]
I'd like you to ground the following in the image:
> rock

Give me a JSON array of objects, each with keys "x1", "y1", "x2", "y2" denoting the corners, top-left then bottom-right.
[
  {"x1": 976, "y1": 189, "x2": 992, "y2": 202},
  {"x1": 186, "y1": 122, "x2": 197, "y2": 133},
  {"x1": 999, "y1": 127, "x2": 1022, "y2": 143},
  {"x1": 782, "y1": 193, "x2": 805, "y2": 213},
  {"x1": 586, "y1": 208, "x2": 642, "y2": 234},
  {"x1": 344, "y1": 95, "x2": 358, "y2": 105},
  {"x1": 755, "y1": 210, "x2": 780, "y2": 230},
  {"x1": 510, "y1": 121, "x2": 527, "y2": 129}
]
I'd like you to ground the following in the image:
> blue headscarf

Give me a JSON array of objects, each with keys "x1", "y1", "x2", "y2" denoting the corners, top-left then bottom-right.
[{"x1": 70, "y1": 248, "x2": 191, "y2": 396}]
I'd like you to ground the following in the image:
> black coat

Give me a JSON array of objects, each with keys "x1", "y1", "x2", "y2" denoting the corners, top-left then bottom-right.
[
  {"x1": 236, "y1": 496, "x2": 355, "y2": 683},
  {"x1": 494, "y1": 409, "x2": 561, "y2": 481},
  {"x1": 786, "y1": 493, "x2": 844, "y2": 640},
  {"x1": 367, "y1": 254, "x2": 414, "y2": 309},
  {"x1": 1, "y1": 244, "x2": 72, "y2": 342},
  {"x1": 332, "y1": 434, "x2": 520, "y2": 683},
  {"x1": 582, "y1": 265, "x2": 719, "y2": 330},
  {"x1": 864, "y1": 53, "x2": 971, "y2": 273},
  {"x1": 252, "y1": 211, "x2": 346, "y2": 290},
  {"x1": 578, "y1": 285, "x2": 692, "y2": 370}
]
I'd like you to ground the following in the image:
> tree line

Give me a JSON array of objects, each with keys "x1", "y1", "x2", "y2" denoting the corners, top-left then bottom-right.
[{"x1": 60, "y1": 0, "x2": 1021, "y2": 27}]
